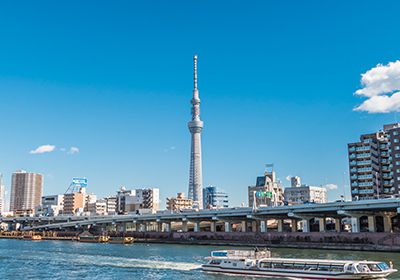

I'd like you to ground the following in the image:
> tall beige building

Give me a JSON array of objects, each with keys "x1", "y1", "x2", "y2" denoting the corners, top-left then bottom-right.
[
  {"x1": 166, "y1": 192, "x2": 193, "y2": 211},
  {"x1": 10, "y1": 170, "x2": 43, "y2": 214}
]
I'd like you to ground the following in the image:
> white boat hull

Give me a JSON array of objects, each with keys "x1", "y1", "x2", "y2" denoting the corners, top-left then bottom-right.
[{"x1": 202, "y1": 265, "x2": 394, "y2": 279}]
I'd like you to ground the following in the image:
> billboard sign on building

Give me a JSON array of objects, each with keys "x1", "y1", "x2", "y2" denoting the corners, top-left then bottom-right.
[{"x1": 72, "y1": 178, "x2": 88, "y2": 188}]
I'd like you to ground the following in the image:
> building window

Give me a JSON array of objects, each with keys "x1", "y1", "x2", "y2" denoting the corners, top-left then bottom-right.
[
  {"x1": 396, "y1": 146, "x2": 400, "y2": 150},
  {"x1": 394, "y1": 131, "x2": 399, "y2": 136},
  {"x1": 394, "y1": 139, "x2": 400, "y2": 143},
  {"x1": 397, "y1": 161, "x2": 400, "y2": 166}
]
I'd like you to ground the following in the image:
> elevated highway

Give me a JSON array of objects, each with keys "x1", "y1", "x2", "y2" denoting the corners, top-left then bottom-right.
[{"x1": 2, "y1": 198, "x2": 400, "y2": 233}]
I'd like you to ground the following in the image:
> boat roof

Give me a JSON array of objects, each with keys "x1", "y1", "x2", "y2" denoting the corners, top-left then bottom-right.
[
  {"x1": 258, "y1": 257, "x2": 382, "y2": 265},
  {"x1": 208, "y1": 250, "x2": 383, "y2": 265}
]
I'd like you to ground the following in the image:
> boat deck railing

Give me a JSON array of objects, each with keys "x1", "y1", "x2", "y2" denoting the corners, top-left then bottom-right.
[{"x1": 211, "y1": 249, "x2": 271, "y2": 259}]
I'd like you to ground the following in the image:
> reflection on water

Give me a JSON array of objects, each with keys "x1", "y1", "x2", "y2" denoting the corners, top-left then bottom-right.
[{"x1": 0, "y1": 239, "x2": 398, "y2": 279}]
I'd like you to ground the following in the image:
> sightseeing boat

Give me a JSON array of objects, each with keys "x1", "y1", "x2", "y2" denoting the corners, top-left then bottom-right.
[
  {"x1": 202, "y1": 249, "x2": 397, "y2": 279},
  {"x1": 108, "y1": 236, "x2": 134, "y2": 244}
]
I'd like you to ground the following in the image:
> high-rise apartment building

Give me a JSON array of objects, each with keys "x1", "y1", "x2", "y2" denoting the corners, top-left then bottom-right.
[
  {"x1": 0, "y1": 174, "x2": 5, "y2": 213},
  {"x1": 348, "y1": 123, "x2": 400, "y2": 200},
  {"x1": 203, "y1": 185, "x2": 229, "y2": 209},
  {"x1": 10, "y1": 170, "x2": 43, "y2": 214},
  {"x1": 248, "y1": 169, "x2": 284, "y2": 208}
]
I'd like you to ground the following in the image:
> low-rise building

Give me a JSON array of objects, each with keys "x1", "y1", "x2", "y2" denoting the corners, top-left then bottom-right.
[
  {"x1": 104, "y1": 196, "x2": 117, "y2": 215},
  {"x1": 284, "y1": 184, "x2": 327, "y2": 205},
  {"x1": 39, "y1": 195, "x2": 64, "y2": 216},
  {"x1": 116, "y1": 187, "x2": 159, "y2": 214},
  {"x1": 87, "y1": 199, "x2": 107, "y2": 216},
  {"x1": 166, "y1": 192, "x2": 193, "y2": 211},
  {"x1": 248, "y1": 168, "x2": 284, "y2": 208}
]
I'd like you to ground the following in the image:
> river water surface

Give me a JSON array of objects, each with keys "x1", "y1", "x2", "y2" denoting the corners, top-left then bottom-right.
[{"x1": 0, "y1": 239, "x2": 399, "y2": 279}]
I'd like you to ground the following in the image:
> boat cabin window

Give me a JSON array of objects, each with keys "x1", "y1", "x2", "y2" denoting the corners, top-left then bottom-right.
[
  {"x1": 357, "y1": 264, "x2": 370, "y2": 273},
  {"x1": 377, "y1": 262, "x2": 389, "y2": 271},
  {"x1": 368, "y1": 264, "x2": 382, "y2": 272},
  {"x1": 317, "y1": 264, "x2": 330, "y2": 271},
  {"x1": 259, "y1": 262, "x2": 272, "y2": 268},
  {"x1": 210, "y1": 260, "x2": 222, "y2": 265},
  {"x1": 330, "y1": 265, "x2": 344, "y2": 272},
  {"x1": 292, "y1": 263, "x2": 306, "y2": 270},
  {"x1": 305, "y1": 263, "x2": 318, "y2": 271},
  {"x1": 346, "y1": 264, "x2": 355, "y2": 272}
]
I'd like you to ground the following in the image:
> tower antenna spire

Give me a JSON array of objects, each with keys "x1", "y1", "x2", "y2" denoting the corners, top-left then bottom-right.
[{"x1": 193, "y1": 54, "x2": 198, "y2": 91}]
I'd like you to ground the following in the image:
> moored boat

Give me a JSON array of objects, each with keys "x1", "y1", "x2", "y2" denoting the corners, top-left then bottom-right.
[
  {"x1": 77, "y1": 231, "x2": 109, "y2": 243},
  {"x1": 22, "y1": 234, "x2": 42, "y2": 241},
  {"x1": 202, "y1": 249, "x2": 397, "y2": 279},
  {"x1": 108, "y1": 236, "x2": 134, "y2": 244}
]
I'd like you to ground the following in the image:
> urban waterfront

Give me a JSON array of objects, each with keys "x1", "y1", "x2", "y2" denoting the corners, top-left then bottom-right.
[{"x1": 0, "y1": 239, "x2": 399, "y2": 279}]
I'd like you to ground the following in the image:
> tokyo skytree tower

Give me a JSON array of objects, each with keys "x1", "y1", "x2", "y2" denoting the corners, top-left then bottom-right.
[{"x1": 188, "y1": 55, "x2": 204, "y2": 209}]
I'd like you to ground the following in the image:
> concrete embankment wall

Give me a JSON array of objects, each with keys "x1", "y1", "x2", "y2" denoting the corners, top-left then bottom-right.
[{"x1": 124, "y1": 232, "x2": 400, "y2": 252}]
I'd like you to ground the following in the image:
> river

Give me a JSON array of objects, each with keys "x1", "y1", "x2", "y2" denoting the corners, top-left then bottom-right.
[{"x1": 0, "y1": 239, "x2": 398, "y2": 279}]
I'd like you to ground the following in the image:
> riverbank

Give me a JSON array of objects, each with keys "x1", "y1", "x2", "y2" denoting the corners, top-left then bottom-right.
[{"x1": 2, "y1": 230, "x2": 400, "y2": 252}]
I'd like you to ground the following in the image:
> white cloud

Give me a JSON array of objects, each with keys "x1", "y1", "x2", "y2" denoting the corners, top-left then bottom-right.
[
  {"x1": 30, "y1": 145, "x2": 56, "y2": 154},
  {"x1": 324, "y1": 183, "x2": 338, "y2": 190},
  {"x1": 68, "y1": 147, "x2": 80, "y2": 154},
  {"x1": 285, "y1": 175, "x2": 292, "y2": 181},
  {"x1": 354, "y1": 60, "x2": 400, "y2": 113},
  {"x1": 164, "y1": 146, "x2": 176, "y2": 153}
]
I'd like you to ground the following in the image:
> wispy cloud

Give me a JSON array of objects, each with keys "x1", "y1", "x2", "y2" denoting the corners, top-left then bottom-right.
[
  {"x1": 30, "y1": 144, "x2": 56, "y2": 154},
  {"x1": 68, "y1": 147, "x2": 80, "y2": 154},
  {"x1": 323, "y1": 183, "x2": 338, "y2": 190},
  {"x1": 164, "y1": 146, "x2": 176, "y2": 153},
  {"x1": 354, "y1": 60, "x2": 400, "y2": 113}
]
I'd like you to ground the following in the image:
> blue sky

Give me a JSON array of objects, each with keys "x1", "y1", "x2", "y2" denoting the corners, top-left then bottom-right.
[{"x1": 0, "y1": 1, "x2": 399, "y2": 207}]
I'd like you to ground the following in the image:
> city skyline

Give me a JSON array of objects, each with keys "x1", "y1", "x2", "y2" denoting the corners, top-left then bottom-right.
[{"x1": 1, "y1": 1, "x2": 400, "y2": 207}]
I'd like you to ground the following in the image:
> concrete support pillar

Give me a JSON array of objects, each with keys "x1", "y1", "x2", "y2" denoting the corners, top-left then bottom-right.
[
  {"x1": 368, "y1": 216, "x2": 376, "y2": 233},
  {"x1": 260, "y1": 221, "x2": 267, "y2": 233},
  {"x1": 334, "y1": 218, "x2": 341, "y2": 232},
  {"x1": 118, "y1": 223, "x2": 127, "y2": 233},
  {"x1": 210, "y1": 221, "x2": 216, "y2": 232},
  {"x1": 224, "y1": 222, "x2": 231, "y2": 232},
  {"x1": 241, "y1": 221, "x2": 247, "y2": 232},
  {"x1": 194, "y1": 222, "x2": 200, "y2": 232},
  {"x1": 291, "y1": 219, "x2": 298, "y2": 232},
  {"x1": 157, "y1": 222, "x2": 163, "y2": 232},
  {"x1": 251, "y1": 221, "x2": 257, "y2": 232},
  {"x1": 182, "y1": 221, "x2": 188, "y2": 232},
  {"x1": 277, "y1": 219, "x2": 283, "y2": 232},
  {"x1": 301, "y1": 219, "x2": 310, "y2": 233},
  {"x1": 383, "y1": 215, "x2": 393, "y2": 233},
  {"x1": 319, "y1": 218, "x2": 326, "y2": 232},
  {"x1": 351, "y1": 217, "x2": 360, "y2": 233},
  {"x1": 164, "y1": 222, "x2": 171, "y2": 233}
]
